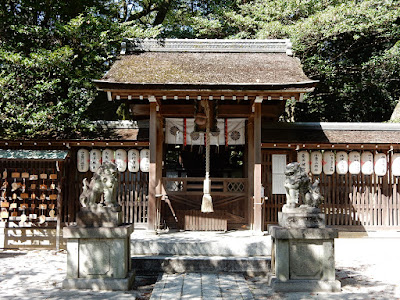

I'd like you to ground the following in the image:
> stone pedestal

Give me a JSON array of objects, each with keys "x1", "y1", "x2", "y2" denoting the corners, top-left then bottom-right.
[
  {"x1": 76, "y1": 206, "x2": 123, "y2": 228},
  {"x1": 269, "y1": 225, "x2": 341, "y2": 292},
  {"x1": 62, "y1": 224, "x2": 134, "y2": 291},
  {"x1": 278, "y1": 206, "x2": 326, "y2": 228}
]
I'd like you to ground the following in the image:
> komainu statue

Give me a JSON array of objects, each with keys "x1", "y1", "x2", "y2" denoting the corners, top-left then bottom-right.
[
  {"x1": 284, "y1": 162, "x2": 323, "y2": 209},
  {"x1": 79, "y1": 162, "x2": 119, "y2": 208}
]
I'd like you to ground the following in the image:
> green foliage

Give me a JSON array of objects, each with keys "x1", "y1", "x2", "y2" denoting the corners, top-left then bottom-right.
[
  {"x1": 0, "y1": 3, "x2": 123, "y2": 139},
  {"x1": 186, "y1": 0, "x2": 400, "y2": 122},
  {"x1": 2, "y1": 0, "x2": 400, "y2": 140}
]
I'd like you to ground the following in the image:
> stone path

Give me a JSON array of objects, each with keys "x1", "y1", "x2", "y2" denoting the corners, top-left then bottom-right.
[
  {"x1": 150, "y1": 273, "x2": 254, "y2": 300},
  {"x1": 1, "y1": 236, "x2": 400, "y2": 299}
]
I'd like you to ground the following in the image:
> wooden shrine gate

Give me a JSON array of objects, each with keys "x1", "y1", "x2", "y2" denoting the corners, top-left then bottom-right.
[{"x1": 263, "y1": 150, "x2": 400, "y2": 230}]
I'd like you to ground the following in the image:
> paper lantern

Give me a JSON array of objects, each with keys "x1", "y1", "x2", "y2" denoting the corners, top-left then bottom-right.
[
  {"x1": 77, "y1": 149, "x2": 89, "y2": 173},
  {"x1": 349, "y1": 151, "x2": 361, "y2": 175},
  {"x1": 323, "y1": 151, "x2": 335, "y2": 175},
  {"x1": 391, "y1": 153, "x2": 400, "y2": 176},
  {"x1": 128, "y1": 149, "x2": 140, "y2": 173},
  {"x1": 140, "y1": 149, "x2": 150, "y2": 172},
  {"x1": 310, "y1": 151, "x2": 322, "y2": 175},
  {"x1": 102, "y1": 149, "x2": 115, "y2": 164},
  {"x1": 336, "y1": 151, "x2": 348, "y2": 175},
  {"x1": 374, "y1": 153, "x2": 387, "y2": 176},
  {"x1": 297, "y1": 151, "x2": 310, "y2": 173},
  {"x1": 115, "y1": 149, "x2": 127, "y2": 172},
  {"x1": 361, "y1": 151, "x2": 374, "y2": 175},
  {"x1": 89, "y1": 149, "x2": 101, "y2": 173}
]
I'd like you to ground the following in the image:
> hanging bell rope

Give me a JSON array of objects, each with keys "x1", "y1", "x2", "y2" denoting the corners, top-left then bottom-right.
[{"x1": 201, "y1": 100, "x2": 214, "y2": 213}]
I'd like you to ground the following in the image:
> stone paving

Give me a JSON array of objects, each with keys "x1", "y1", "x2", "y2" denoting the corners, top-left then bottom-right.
[
  {"x1": 150, "y1": 273, "x2": 254, "y2": 300},
  {"x1": 1, "y1": 236, "x2": 400, "y2": 299}
]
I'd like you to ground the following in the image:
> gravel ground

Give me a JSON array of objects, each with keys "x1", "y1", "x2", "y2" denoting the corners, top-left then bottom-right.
[{"x1": 0, "y1": 237, "x2": 399, "y2": 300}]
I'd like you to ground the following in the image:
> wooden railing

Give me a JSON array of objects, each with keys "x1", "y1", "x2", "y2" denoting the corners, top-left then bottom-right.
[{"x1": 163, "y1": 177, "x2": 247, "y2": 195}]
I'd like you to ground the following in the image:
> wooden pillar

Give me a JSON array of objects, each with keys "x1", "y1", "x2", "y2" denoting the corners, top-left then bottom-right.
[
  {"x1": 253, "y1": 98, "x2": 263, "y2": 232},
  {"x1": 148, "y1": 98, "x2": 158, "y2": 232},
  {"x1": 247, "y1": 116, "x2": 254, "y2": 228},
  {"x1": 156, "y1": 112, "x2": 164, "y2": 229}
]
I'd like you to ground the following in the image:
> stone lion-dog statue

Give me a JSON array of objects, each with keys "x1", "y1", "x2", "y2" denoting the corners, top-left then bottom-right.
[
  {"x1": 284, "y1": 162, "x2": 323, "y2": 208},
  {"x1": 79, "y1": 162, "x2": 119, "y2": 208}
]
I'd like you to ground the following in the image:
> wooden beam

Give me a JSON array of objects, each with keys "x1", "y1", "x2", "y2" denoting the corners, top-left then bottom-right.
[
  {"x1": 148, "y1": 101, "x2": 157, "y2": 232},
  {"x1": 130, "y1": 103, "x2": 285, "y2": 118},
  {"x1": 253, "y1": 102, "x2": 263, "y2": 232},
  {"x1": 247, "y1": 116, "x2": 254, "y2": 228},
  {"x1": 156, "y1": 113, "x2": 164, "y2": 229}
]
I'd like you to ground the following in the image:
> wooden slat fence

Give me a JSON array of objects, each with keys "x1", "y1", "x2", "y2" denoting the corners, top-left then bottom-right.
[
  {"x1": 263, "y1": 150, "x2": 400, "y2": 230},
  {"x1": 69, "y1": 148, "x2": 149, "y2": 227}
]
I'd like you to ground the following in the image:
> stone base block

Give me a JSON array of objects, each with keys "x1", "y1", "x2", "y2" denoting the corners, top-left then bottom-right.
[
  {"x1": 278, "y1": 211, "x2": 325, "y2": 228},
  {"x1": 63, "y1": 225, "x2": 133, "y2": 283},
  {"x1": 76, "y1": 206, "x2": 122, "y2": 227},
  {"x1": 270, "y1": 226, "x2": 341, "y2": 293},
  {"x1": 62, "y1": 271, "x2": 135, "y2": 291},
  {"x1": 270, "y1": 277, "x2": 341, "y2": 292}
]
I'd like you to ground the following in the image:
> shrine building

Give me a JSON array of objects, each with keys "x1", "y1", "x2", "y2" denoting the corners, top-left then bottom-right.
[{"x1": 1, "y1": 39, "x2": 400, "y2": 249}]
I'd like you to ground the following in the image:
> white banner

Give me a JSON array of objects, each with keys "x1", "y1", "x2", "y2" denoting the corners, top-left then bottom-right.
[
  {"x1": 165, "y1": 118, "x2": 184, "y2": 145},
  {"x1": 165, "y1": 118, "x2": 245, "y2": 146}
]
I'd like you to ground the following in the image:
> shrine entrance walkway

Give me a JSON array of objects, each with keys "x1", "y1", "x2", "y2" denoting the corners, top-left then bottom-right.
[{"x1": 150, "y1": 273, "x2": 254, "y2": 300}]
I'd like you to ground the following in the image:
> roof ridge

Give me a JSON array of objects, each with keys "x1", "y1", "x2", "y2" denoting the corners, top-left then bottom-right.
[{"x1": 121, "y1": 38, "x2": 292, "y2": 55}]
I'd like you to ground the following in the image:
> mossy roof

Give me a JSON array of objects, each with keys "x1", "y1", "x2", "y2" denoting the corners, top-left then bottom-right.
[{"x1": 100, "y1": 52, "x2": 312, "y2": 85}]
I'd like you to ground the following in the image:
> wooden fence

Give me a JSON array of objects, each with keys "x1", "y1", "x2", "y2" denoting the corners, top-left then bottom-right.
[
  {"x1": 67, "y1": 148, "x2": 149, "y2": 228},
  {"x1": 263, "y1": 150, "x2": 400, "y2": 230}
]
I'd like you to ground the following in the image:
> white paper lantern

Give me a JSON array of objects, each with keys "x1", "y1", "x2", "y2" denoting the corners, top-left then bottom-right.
[
  {"x1": 128, "y1": 149, "x2": 140, "y2": 173},
  {"x1": 349, "y1": 151, "x2": 361, "y2": 175},
  {"x1": 89, "y1": 149, "x2": 102, "y2": 173},
  {"x1": 297, "y1": 151, "x2": 310, "y2": 173},
  {"x1": 115, "y1": 149, "x2": 127, "y2": 172},
  {"x1": 391, "y1": 153, "x2": 400, "y2": 176},
  {"x1": 140, "y1": 149, "x2": 150, "y2": 172},
  {"x1": 336, "y1": 151, "x2": 349, "y2": 175},
  {"x1": 323, "y1": 151, "x2": 335, "y2": 175},
  {"x1": 361, "y1": 151, "x2": 374, "y2": 175},
  {"x1": 374, "y1": 153, "x2": 387, "y2": 176},
  {"x1": 102, "y1": 149, "x2": 115, "y2": 164},
  {"x1": 310, "y1": 151, "x2": 322, "y2": 175},
  {"x1": 77, "y1": 149, "x2": 89, "y2": 173}
]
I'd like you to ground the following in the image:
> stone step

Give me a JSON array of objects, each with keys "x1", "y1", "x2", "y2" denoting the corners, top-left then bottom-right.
[
  {"x1": 132, "y1": 255, "x2": 271, "y2": 276},
  {"x1": 130, "y1": 232, "x2": 272, "y2": 257}
]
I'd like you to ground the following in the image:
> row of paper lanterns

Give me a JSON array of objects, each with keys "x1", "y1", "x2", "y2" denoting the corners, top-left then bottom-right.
[
  {"x1": 77, "y1": 149, "x2": 150, "y2": 173},
  {"x1": 297, "y1": 151, "x2": 400, "y2": 176}
]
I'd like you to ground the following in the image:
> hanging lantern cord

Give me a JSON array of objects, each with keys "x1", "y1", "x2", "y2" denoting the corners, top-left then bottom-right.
[{"x1": 201, "y1": 100, "x2": 214, "y2": 213}]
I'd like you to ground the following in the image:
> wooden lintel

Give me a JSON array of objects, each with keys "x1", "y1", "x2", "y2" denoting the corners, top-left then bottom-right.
[
  {"x1": 261, "y1": 143, "x2": 398, "y2": 150},
  {"x1": 111, "y1": 90, "x2": 300, "y2": 101},
  {"x1": 0, "y1": 140, "x2": 149, "y2": 147},
  {"x1": 130, "y1": 102, "x2": 285, "y2": 118}
]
